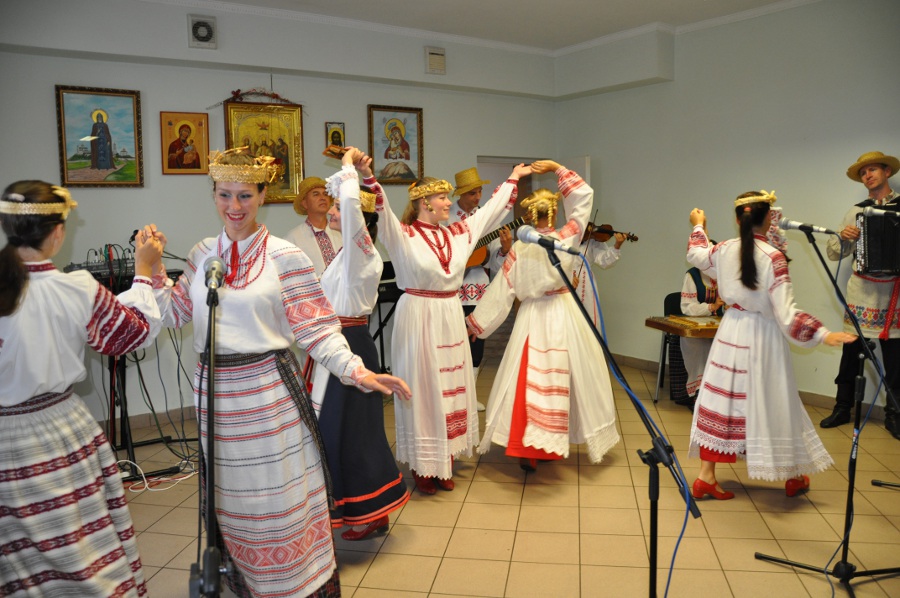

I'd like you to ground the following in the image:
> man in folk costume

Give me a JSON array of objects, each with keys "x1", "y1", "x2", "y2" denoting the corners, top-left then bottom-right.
[
  {"x1": 448, "y1": 167, "x2": 508, "y2": 409},
  {"x1": 285, "y1": 177, "x2": 343, "y2": 277},
  {"x1": 466, "y1": 160, "x2": 620, "y2": 471},
  {"x1": 822, "y1": 151, "x2": 900, "y2": 438}
]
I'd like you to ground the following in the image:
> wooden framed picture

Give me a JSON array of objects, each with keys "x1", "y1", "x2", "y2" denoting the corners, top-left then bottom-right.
[
  {"x1": 367, "y1": 105, "x2": 423, "y2": 184},
  {"x1": 55, "y1": 85, "x2": 143, "y2": 187},
  {"x1": 160, "y1": 111, "x2": 208, "y2": 174},
  {"x1": 224, "y1": 100, "x2": 304, "y2": 204}
]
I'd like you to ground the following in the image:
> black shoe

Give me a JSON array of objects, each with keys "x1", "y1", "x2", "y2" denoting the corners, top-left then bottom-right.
[
  {"x1": 820, "y1": 407, "x2": 851, "y2": 429},
  {"x1": 886, "y1": 415, "x2": 900, "y2": 440},
  {"x1": 674, "y1": 394, "x2": 696, "y2": 412}
]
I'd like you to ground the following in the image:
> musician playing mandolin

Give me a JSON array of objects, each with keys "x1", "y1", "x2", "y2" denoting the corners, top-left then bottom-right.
[{"x1": 449, "y1": 167, "x2": 509, "y2": 405}]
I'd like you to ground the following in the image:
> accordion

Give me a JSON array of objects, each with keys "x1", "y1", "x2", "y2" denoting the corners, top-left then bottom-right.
[{"x1": 856, "y1": 206, "x2": 900, "y2": 275}]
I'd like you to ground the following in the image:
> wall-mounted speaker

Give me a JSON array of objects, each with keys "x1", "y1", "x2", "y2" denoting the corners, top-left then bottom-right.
[{"x1": 188, "y1": 15, "x2": 217, "y2": 49}]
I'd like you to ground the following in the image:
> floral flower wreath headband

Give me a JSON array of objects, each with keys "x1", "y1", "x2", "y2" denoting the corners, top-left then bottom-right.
[
  {"x1": 208, "y1": 147, "x2": 283, "y2": 184},
  {"x1": 0, "y1": 186, "x2": 77, "y2": 220}
]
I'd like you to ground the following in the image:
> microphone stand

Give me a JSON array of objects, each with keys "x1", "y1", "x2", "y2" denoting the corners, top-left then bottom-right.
[
  {"x1": 189, "y1": 284, "x2": 227, "y2": 597},
  {"x1": 540, "y1": 246, "x2": 701, "y2": 598},
  {"x1": 754, "y1": 231, "x2": 900, "y2": 594}
]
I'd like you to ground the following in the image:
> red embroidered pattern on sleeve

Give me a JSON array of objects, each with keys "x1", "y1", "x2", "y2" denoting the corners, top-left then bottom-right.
[
  {"x1": 688, "y1": 230, "x2": 708, "y2": 249},
  {"x1": 364, "y1": 177, "x2": 384, "y2": 209},
  {"x1": 556, "y1": 169, "x2": 583, "y2": 196},
  {"x1": 275, "y1": 245, "x2": 342, "y2": 348},
  {"x1": 465, "y1": 313, "x2": 484, "y2": 337},
  {"x1": 558, "y1": 219, "x2": 580, "y2": 240},
  {"x1": 447, "y1": 220, "x2": 470, "y2": 239},
  {"x1": 86, "y1": 286, "x2": 150, "y2": 355},
  {"x1": 788, "y1": 312, "x2": 823, "y2": 343}
]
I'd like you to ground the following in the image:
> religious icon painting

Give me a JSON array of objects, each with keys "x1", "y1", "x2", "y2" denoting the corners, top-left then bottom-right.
[
  {"x1": 55, "y1": 85, "x2": 143, "y2": 187},
  {"x1": 160, "y1": 111, "x2": 209, "y2": 174},
  {"x1": 367, "y1": 105, "x2": 423, "y2": 185}
]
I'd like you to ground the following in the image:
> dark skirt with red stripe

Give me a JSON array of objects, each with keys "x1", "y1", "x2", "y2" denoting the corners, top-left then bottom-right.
[
  {"x1": 0, "y1": 391, "x2": 146, "y2": 597},
  {"x1": 317, "y1": 325, "x2": 410, "y2": 526}
]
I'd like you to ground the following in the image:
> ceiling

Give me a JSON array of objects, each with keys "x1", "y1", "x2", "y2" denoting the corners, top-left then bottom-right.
[{"x1": 201, "y1": 0, "x2": 806, "y2": 52}]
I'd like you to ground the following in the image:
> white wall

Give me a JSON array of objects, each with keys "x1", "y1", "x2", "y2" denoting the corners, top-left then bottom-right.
[
  {"x1": 2, "y1": 0, "x2": 899, "y2": 419},
  {"x1": 557, "y1": 0, "x2": 900, "y2": 401}
]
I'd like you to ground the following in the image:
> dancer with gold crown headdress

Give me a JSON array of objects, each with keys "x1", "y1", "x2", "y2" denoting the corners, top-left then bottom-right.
[
  {"x1": 362, "y1": 156, "x2": 531, "y2": 494},
  {"x1": 0, "y1": 181, "x2": 164, "y2": 596},
  {"x1": 686, "y1": 191, "x2": 856, "y2": 502},
  {"x1": 151, "y1": 148, "x2": 410, "y2": 598},
  {"x1": 465, "y1": 160, "x2": 620, "y2": 472}
]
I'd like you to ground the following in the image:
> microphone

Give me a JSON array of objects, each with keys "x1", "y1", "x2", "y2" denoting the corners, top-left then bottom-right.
[
  {"x1": 518, "y1": 225, "x2": 580, "y2": 256},
  {"x1": 778, "y1": 216, "x2": 836, "y2": 236},
  {"x1": 864, "y1": 206, "x2": 900, "y2": 218},
  {"x1": 204, "y1": 256, "x2": 226, "y2": 290}
]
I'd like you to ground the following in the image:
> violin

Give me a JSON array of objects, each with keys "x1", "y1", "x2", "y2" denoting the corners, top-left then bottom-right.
[{"x1": 582, "y1": 222, "x2": 638, "y2": 244}]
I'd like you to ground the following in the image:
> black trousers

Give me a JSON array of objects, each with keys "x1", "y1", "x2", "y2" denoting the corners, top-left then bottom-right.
[
  {"x1": 462, "y1": 304, "x2": 484, "y2": 367},
  {"x1": 834, "y1": 336, "x2": 900, "y2": 415}
]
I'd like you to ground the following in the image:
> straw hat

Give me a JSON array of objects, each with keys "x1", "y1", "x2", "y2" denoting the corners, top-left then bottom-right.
[
  {"x1": 452, "y1": 167, "x2": 490, "y2": 196},
  {"x1": 846, "y1": 151, "x2": 899, "y2": 182},
  {"x1": 293, "y1": 177, "x2": 327, "y2": 215}
]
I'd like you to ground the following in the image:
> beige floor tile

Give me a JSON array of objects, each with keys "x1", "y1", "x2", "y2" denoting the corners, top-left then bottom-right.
[
  {"x1": 579, "y1": 484, "x2": 637, "y2": 509},
  {"x1": 128, "y1": 481, "x2": 198, "y2": 508},
  {"x1": 653, "y1": 536, "x2": 720, "y2": 570},
  {"x1": 512, "y1": 531, "x2": 579, "y2": 565},
  {"x1": 581, "y1": 506, "x2": 643, "y2": 536},
  {"x1": 517, "y1": 505, "x2": 579, "y2": 534},
  {"x1": 525, "y1": 463, "x2": 579, "y2": 485},
  {"x1": 580, "y1": 564, "x2": 648, "y2": 597},
  {"x1": 335, "y1": 549, "x2": 378, "y2": 587},
  {"x1": 522, "y1": 482, "x2": 579, "y2": 507},
  {"x1": 849, "y1": 541, "x2": 900, "y2": 571},
  {"x1": 860, "y1": 490, "x2": 900, "y2": 516},
  {"x1": 580, "y1": 534, "x2": 647, "y2": 567},
  {"x1": 455, "y1": 502, "x2": 520, "y2": 531},
  {"x1": 351, "y1": 589, "x2": 428, "y2": 598},
  {"x1": 465, "y1": 480, "x2": 524, "y2": 505},
  {"x1": 798, "y1": 571, "x2": 892, "y2": 598},
  {"x1": 710, "y1": 537, "x2": 788, "y2": 572},
  {"x1": 637, "y1": 507, "x2": 709, "y2": 538},
  {"x1": 166, "y1": 538, "x2": 201, "y2": 571},
  {"x1": 808, "y1": 488, "x2": 880, "y2": 515},
  {"x1": 378, "y1": 523, "x2": 452, "y2": 557},
  {"x1": 144, "y1": 566, "x2": 191, "y2": 597},
  {"x1": 724, "y1": 570, "x2": 808, "y2": 598},
  {"x1": 430, "y1": 557, "x2": 509, "y2": 597},
  {"x1": 775, "y1": 539, "x2": 863, "y2": 568},
  {"x1": 471, "y1": 461, "x2": 527, "y2": 484},
  {"x1": 135, "y1": 531, "x2": 195, "y2": 568},
  {"x1": 394, "y1": 498, "x2": 463, "y2": 527},
  {"x1": 358, "y1": 553, "x2": 441, "y2": 592},
  {"x1": 445, "y1": 527, "x2": 515, "y2": 561},
  {"x1": 144, "y1": 506, "x2": 202, "y2": 536},
  {"x1": 821, "y1": 513, "x2": 900, "y2": 544},
  {"x1": 761, "y1": 511, "x2": 842, "y2": 542},
  {"x1": 128, "y1": 502, "x2": 174, "y2": 532},
  {"x1": 578, "y1": 464, "x2": 633, "y2": 486},
  {"x1": 700, "y1": 509, "x2": 773, "y2": 539},
  {"x1": 504, "y1": 562, "x2": 580, "y2": 598}
]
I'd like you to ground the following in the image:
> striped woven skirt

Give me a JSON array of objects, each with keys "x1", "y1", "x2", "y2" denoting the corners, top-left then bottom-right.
[
  {"x1": 194, "y1": 349, "x2": 338, "y2": 598},
  {"x1": 0, "y1": 389, "x2": 146, "y2": 597}
]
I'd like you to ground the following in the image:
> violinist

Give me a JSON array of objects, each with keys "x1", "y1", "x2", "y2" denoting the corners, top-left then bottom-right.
[{"x1": 576, "y1": 222, "x2": 635, "y2": 325}]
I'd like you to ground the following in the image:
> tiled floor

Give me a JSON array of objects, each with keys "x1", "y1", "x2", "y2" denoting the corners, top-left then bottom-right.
[{"x1": 125, "y1": 360, "x2": 900, "y2": 597}]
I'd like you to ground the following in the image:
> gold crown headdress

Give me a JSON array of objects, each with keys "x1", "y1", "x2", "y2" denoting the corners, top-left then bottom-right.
[
  {"x1": 208, "y1": 147, "x2": 283, "y2": 184},
  {"x1": 408, "y1": 179, "x2": 454, "y2": 201},
  {"x1": 734, "y1": 190, "x2": 777, "y2": 207},
  {"x1": 0, "y1": 185, "x2": 78, "y2": 220},
  {"x1": 360, "y1": 189, "x2": 376, "y2": 213}
]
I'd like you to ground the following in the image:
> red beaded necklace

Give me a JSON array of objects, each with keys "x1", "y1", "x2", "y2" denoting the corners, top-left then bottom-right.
[
  {"x1": 412, "y1": 219, "x2": 452, "y2": 274},
  {"x1": 217, "y1": 226, "x2": 268, "y2": 289}
]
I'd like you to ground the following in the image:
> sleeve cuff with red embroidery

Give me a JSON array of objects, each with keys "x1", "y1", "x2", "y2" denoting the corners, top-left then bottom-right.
[
  {"x1": 131, "y1": 275, "x2": 152, "y2": 287},
  {"x1": 346, "y1": 363, "x2": 376, "y2": 392},
  {"x1": 465, "y1": 313, "x2": 484, "y2": 338}
]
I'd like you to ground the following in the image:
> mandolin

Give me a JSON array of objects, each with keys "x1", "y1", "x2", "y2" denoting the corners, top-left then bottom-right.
[{"x1": 466, "y1": 216, "x2": 528, "y2": 268}]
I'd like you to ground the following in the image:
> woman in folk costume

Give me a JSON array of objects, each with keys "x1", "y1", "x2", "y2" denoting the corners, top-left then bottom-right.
[
  {"x1": 0, "y1": 181, "x2": 164, "y2": 597},
  {"x1": 365, "y1": 157, "x2": 532, "y2": 494},
  {"x1": 686, "y1": 191, "x2": 856, "y2": 501},
  {"x1": 151, "y1": 148, "x2": 410, "y2": 598},
  {"x1": 465, "y1": 160, "x2": 620, "y2": 471},
  {"x1": 310, "y1": 148, "x2": 410, "y2": 541}
]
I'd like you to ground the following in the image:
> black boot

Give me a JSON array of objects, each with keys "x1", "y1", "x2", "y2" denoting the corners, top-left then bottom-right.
[
  {"x1": 820, "y1": 383, "x2": 854, "y2": 429},
  {"x1": 885, "y1": 400, "x2": 900, "y2": 440}
]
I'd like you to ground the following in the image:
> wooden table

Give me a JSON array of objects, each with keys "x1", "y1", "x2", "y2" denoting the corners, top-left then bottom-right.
[{"x1": 645, "y1": 316, "x2": 720, "y2": 402}]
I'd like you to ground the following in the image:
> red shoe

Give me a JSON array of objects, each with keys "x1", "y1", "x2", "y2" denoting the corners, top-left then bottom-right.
[
  {"x1": 691, "y1": 478, "x2": 735, "y2": 500},
  {"x1": 412, "y1": 471, "x2": 436, "y2": 495},
  {"x1": 340, "y1": 516, "x2": 389, "y2": 541},
  {"x1": 785, "y1": 475, "x2": 810, "y2": 497},
  {"x1": 434, "y1": 476, "x2": 455, "y2": 491}
]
